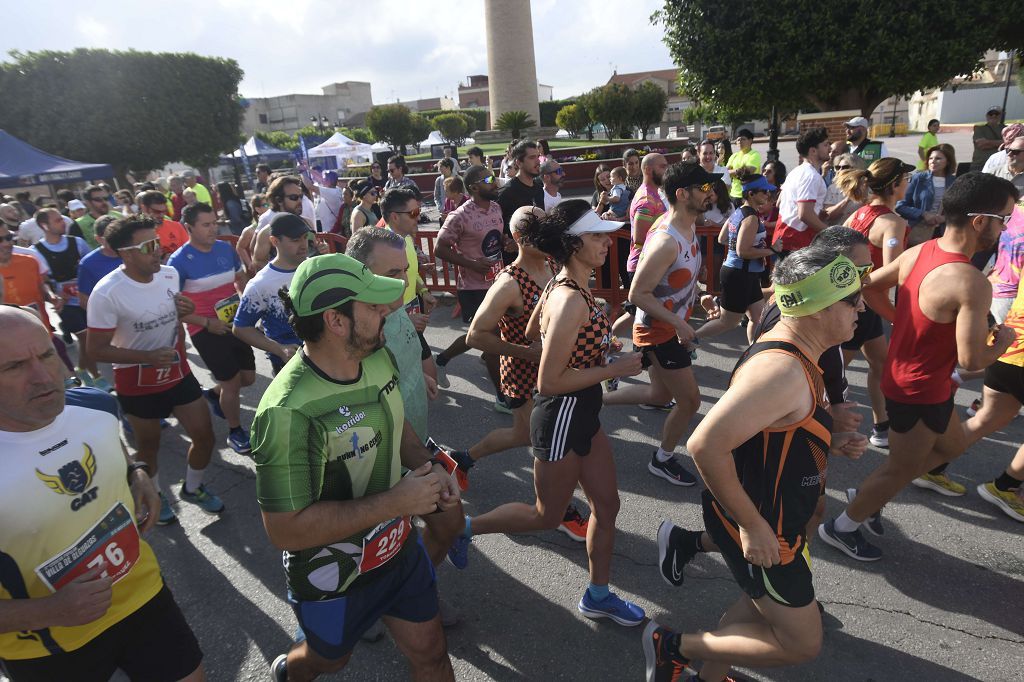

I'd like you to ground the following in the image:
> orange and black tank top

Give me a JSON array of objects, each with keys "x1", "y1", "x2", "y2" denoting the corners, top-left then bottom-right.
[
  {"x1": 498, "y1": 264, "x2": 543, "y2": 398},
  {"x1": 538, "y1": 276, "x2": 611, "y2": 372},
  {"x1": 709, "y1": 339, "x2": 833, "y2": 563}
]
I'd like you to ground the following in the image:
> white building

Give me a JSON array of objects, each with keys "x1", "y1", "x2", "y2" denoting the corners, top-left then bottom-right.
[{"x1": 241, "y1": 82, "x2": 374, "y2": 135}]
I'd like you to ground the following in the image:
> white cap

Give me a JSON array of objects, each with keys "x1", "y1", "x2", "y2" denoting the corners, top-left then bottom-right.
[
  {"x1": 567, "y1": 210, "x2": 625, "y2": 236},
  {"x1": 67, "y1": 199, "x2": 86, "y2": 211},
  {"x1": 845, "y1": 116, "x2": 870, "y2": 129}
]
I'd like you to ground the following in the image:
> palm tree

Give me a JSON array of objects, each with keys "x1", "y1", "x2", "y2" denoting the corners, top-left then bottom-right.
[{"x1": 495, "y1": 110, "x2": 537, "y2": 139}]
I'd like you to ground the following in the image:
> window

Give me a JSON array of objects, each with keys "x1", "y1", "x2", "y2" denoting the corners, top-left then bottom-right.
[{"x1": 258, "y1": 114, "x2": 268, "y2": 124}]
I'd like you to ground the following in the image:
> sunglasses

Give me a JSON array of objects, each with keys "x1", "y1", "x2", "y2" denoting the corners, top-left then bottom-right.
[
  {"x1": 689, "y1": 182, "x2": 714, "y2": 193},
  {"x1": 0, "y1": 233, "x2": 14, "y2": 243},
  {"x1": 119, "y1": 237, "x2": 162, "y2": 255},
  {"x1": 284, "y1": 193, "x2": 303, "y2": 201},
  {"x1": 88, "y1": 196, "x2": 106, "y2": 202},
  {"x1": 1008, "y1": 149, "x2": 1023, "y2": 156},
  {"x1": 968, "y1": 212, "x2": 1013, "y2": 225},
  {"x1": 546, "y1": 168, "x2": 565, "y2": 177},
  {"x1": 477, "y1": 175, "x2": 497, "y2": 185},
  {"x1": 856, "y1": 263, "x2": 873, "y2": 279},
  {"x1": 834, "y1": 164, "x2": 852, "y2": 171},
  {"x1": 839, "y1": 291, "x2": 863, "y2": 308},
  {"x1": 394, "y1": 207, "x2": 422, "y2": 219}
]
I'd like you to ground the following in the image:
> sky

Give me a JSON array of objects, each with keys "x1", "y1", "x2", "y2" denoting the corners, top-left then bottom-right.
[{"x1": 1, "y1": 0, "x2": 675, "y2": 104}]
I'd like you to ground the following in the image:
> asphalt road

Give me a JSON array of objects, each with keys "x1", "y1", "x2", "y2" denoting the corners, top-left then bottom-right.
[{"x1": 85, "y1": 283, "x2": 1022, "y2": 681}]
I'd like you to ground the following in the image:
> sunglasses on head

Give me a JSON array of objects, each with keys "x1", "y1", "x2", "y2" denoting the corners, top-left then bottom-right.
[
  {"x1": 119, "y1": 237, "x2": 161, "y2": 255},
  {"x1": 284, "y1": 193, "x2": 303, "y2": 201}
]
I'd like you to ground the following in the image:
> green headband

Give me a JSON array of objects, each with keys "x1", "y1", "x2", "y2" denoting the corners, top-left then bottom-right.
[{"x1": 775, "y1": 254, "x2": 861, "y2": 317}]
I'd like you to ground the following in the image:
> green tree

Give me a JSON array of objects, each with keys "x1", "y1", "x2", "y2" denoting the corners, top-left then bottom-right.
[
  {"x1": 433, "y1": 113, "x2": 469, "y2": 146},
  {"x1": 340, "y1": 127, "x2": 375, "y2": 144},
  {"x1": 410, "y1": 114, "x2": 433, "y2": 150},
  {"x1": 495, "y1": 110, "x2": 537, "y2": 139},
  {"x1": 254, "y1": 131, "x2": 299, "y2": 151},
  {"x1": 0, "y1": 48, "x2": 242, "y2": 178},
  {"x1": 582, "y1": 84, "x2": 634, "y2": 141},
  {"x1": 555, "y1": 104, "x2": 590, "y2": 138},
  {"x1": 631, "y1": 81, "x2": 669, "y2": 140},
  {"x1": 366, "y1": 104, "x2": 416, "y2": 151},
  {"x1": 654, "y1": 0, "x2": 1021, "y2": 117}
]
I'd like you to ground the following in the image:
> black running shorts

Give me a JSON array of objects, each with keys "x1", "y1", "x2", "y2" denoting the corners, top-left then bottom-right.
[
  {"x1": 984, "y1": 360, "x2": 1024, "y2": 405},
  {"x1": 1, "y1": 584, "x2": 203, "y2": 682},
  {"x1": 719, "y1": 265, "x2": 764, "y2": 314},
  {"x1": 637, "y1": 336, "x2": 692, "y2": 371},
  {"x1": 840, "y1": 307, "x2": 884, "y2": 351},
  {"x1": 702, "y1": 491, "x2": 815, "y2": 608},
  {"x1": 885, "y1": 395, "x2": 955, "y2": 434},
  {"x1": 531, "y1": 384, "x2": 602, "y2": 462},
  {"x1": 457, "y1": 289, "x2": 488, "y2": 324},
  {"x1": 117, "y1": 373, "x2": 203, "y2": 420},
  {"x1": 190, "y1": 330, "x2": 256, "y2": 382}
]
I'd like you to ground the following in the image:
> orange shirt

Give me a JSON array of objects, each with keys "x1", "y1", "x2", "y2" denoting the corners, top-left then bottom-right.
[
  {"x1": 0, "y1": 253, "x2": 49, "y2": 326},
  {"x1": 156, "y1": 220, "x2": 190, "y2": 259}
]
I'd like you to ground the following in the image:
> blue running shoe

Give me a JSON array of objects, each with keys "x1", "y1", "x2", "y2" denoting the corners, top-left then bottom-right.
[
  {"x1": 227, "y1": 428, "x2": 252, "y2": 454},
  {"x1": 204, "y1": 388, "x2": 225, "y2": 419},
  {"x1": 178, "y1": 482, "x2": 225, "y2": 515},
  {"x1": 446, "y1": 534, "x2": 471, "y2": 569},
  {"x1": 157, "y1": 493, "x2": 177, "y2": 525},
  {"x1": 578, "y1": 589, "x2": 645, "y2": 626}
]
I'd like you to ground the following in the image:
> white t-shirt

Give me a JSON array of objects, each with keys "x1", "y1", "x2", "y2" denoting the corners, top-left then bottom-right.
[
  {"x1": 87, "y1": 266, "x2": 191, "y2": 395},
  {"x1": 983, "y1": 150, "x2": 1007, "y2": 174},
  {"x1": 778, "y1": 162, "x2": 827, "y2": 235},
  {"x1": 543, "y1": 189, "x2": 562, "y2": 212},
  {"x1": 314, "y1": 185, "x2": 344, "y2": 232}
]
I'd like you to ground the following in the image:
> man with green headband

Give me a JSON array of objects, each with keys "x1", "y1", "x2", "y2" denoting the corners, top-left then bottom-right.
[
  {"x1": 643, "y1": 247, "x2": 867, "y2": 682},
  {"x1": 251, "y1": 253, "x2": 459, "y2": 681}
]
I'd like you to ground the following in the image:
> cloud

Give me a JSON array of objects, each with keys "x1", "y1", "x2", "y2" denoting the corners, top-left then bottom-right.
[{"x1": 6, "y1": 0, "x2": 674, "y2": 105}]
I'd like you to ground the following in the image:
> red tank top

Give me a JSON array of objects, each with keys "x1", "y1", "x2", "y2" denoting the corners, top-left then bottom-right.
[
  {"x1": 849, "y1": 204, "x2": 903, "y2": 270},
  {"x1": 881, "y1": 240, "x2": 969, "y2": 403}
]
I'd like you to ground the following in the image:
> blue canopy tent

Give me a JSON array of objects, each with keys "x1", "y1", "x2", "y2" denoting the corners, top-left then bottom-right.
[
  {"x1": 0, "y1": 129, "x2": 113, "y2": 189},
  {"x1": 221, "y1": 136, "x2": 294, "y2": 164}
]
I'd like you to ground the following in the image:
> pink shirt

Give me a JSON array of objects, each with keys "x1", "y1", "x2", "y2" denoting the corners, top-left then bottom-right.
[
  {"x1": 437, "y1": 199, "x2": 505, "y2": 290},
  {"x1": 628, "y1": 182, "x2": 667, "y2": 272}
]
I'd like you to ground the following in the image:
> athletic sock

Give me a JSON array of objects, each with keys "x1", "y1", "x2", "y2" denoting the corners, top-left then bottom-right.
[
  {"x1": 929, "y1": 463, "x2": 949, "y2": 476},
  {"x1": 994, "y1": 471, "x2": 1023, "y2": 492},
  {"x1": 873, "y1": 420, "x2": 889, "y2": 432},
  {"x1": 184, "y1": 466, "x2": 205, "y2": 494},
  {"x1": 229, "y1": 425, "x2": 244, "y2": 436},
  {"x1": 462, "y1": 515, "x2": 473, "y2": 539},
  {"x1": 452, "y1": 450, "x2": 475, "y2": 470},
  {"x1": 666, "y1": 632, "x2": 689, "y2": 664},
  {"x1": 834, "y1": 511, "x2": 860, "y2": 533},
  {"x1": 683, "y1": 529, "x2": 705, "y2": 553},
  {"x1": 655, "y1": 447, "x2": 674, "y2": 463},
  {"x1": 436, "y1": 353, "x2": 449, "y2": 367},
  {"x1": 587, "y1": 583, "x2": 610, "y2": 602}
]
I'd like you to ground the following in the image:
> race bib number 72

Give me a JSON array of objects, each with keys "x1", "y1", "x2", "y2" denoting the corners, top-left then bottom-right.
[{"x1": 35, "y1": 502, "x2": 141, "y2": 592}]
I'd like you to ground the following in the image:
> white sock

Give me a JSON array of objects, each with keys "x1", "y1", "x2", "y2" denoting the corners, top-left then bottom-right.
[
  {"x1": 950, "y1": 370, "x2": 963, "y2": 386},
  {"x1": 184, "y1": 466, "x2": 205, "y2": 494},
  {"x1": 834, "y1": 511, "x2": 860, "y2": 533},
  {"x1": 151, "y1": 472, "x2": 162, "y2": 492},
  {"x1": 655, "y1": 447, "x2": 674, "y2": 463}
]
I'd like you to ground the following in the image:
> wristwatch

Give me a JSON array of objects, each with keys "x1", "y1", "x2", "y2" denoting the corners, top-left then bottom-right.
[{"x1": 126, "y1": 461, "x2": 150, "y2": 480}]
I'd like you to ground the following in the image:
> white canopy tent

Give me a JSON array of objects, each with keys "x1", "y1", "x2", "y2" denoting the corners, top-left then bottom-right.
[{"x1": 307, "y1": 132, "x2": 374, "y2": 166}]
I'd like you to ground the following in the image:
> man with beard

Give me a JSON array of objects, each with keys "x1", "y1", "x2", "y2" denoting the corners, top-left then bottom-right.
[
  {"x1": 253, "y1": 253, "x2": 458, "y2": 682},
  {"x1": 252, "y1": 176, "x2": 307, "y2": 271},
  {"x1": 605, "y1": 163, "x2": 720, "y2": 486},
  {"x1": 844, "y1": 116, "x2": 889, "y2": 163},
  {"x1": 496, "y1": 140, "x2": 544, "y2": 260},
  {"x1": 433, "y1": 166, "x2": 507, "y2": 411},
  {"x1": 539, "y1": 159, "x2": 564, "y2": 212},
  {"x1": 820, "y1": 172, "x2": 1019, "y2": 561}
]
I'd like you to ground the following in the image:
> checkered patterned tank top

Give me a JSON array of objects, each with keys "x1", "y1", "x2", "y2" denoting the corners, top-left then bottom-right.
[
  {"x1": 498, "y1": 265, "x2": 544, "y2": 399},
  {"x1": 539, "y1": 276, "x2": 611, "y2": 371}
]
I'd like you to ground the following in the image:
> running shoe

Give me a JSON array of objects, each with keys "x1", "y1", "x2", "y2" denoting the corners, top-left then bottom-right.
[
  {"x1": 204, "y1": 388, "x2": 225, "y2": 419},
  {"x1": 911, "y1": 472, "x2": 966, "y2": 496},
  {"x1": 642, "y1": 621, "x2": 693, "y2": 682},
  {"x1": 577, "y1": 589, "x2": 645, "y2": 626},
  {"x1": 640, "y1": 401, "x2": 676, "y2": 411},
  {"x1": 157, "y1": 493, "x2": 177, "y2": 526},
  {"x1": 227, "y1": 428, "x2": 252, "y2": 455},
  {"x1": 817, "y1": 518, "x2": 882, "y2": 562},
  {"x1": 977, "y1": 482, "x2": 1024, "y2": 522},
  {"x1": 178, "y1": 482, "x2": 226, "y2": 515},
  {"x1": 270, "y1": 653, "x2": 288, "y2": 682},
  {"x1": 558, "y1": 504, "x2": 589, "y2": 542},
  {"x1": 432, "y1": 448, "x2": 469, "y2": 491},
  {"x1": 648, "y1": 452, "x2": 697, "y2": 486},
  {"x1": 435, "y1": 357, "x2": 450, "y2": 388},
  {"x1": 493, "y1": 396, "x2": 512, "y2": 415},
  {"x1": 657, "y1": 520, "x2": 700, "y2": 587},
  {"x1": 447, "y1": 533, "x2": 471, "y2": 570},
  {"x1": 92, "y1": 376, "x2": 114, "y2": 393},
  {"x1": 966, "y1": 398, "x2": 982, "y2": 418},
  {"x1": 869, "y1": 428, "x2": 889, "y2": 448},
  {"x1": 845, "y1": 488, "x2": 885, "y2": 537}
]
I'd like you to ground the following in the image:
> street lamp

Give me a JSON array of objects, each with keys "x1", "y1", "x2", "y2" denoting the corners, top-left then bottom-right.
[{"x1": 309, "y1": 114, "x2": 329, "y2": 134}]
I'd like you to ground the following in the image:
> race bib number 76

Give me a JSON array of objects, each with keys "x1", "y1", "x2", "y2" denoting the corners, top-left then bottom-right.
[{"x1": 35, "y1": 502, "x2": 141, "y2": 592}]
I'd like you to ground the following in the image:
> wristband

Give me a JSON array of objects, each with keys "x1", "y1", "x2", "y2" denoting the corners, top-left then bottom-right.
[{"x1": 126, "y1": 461, "x2": 150, "y2": 480}]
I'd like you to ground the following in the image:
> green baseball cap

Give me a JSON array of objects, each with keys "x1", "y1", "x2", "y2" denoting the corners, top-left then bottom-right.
[{"x1": 288, "y1": 253, "x2": 405, "y2": 316}]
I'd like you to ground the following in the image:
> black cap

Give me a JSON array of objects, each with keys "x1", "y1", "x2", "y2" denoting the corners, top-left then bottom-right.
[
  {"x1": 270, "y1": 213, "x2": 312, "y2": 239},
  {"x1": 356, "y1": 181, "x2": 377, "y2": 198},
  {"x1": 736, "y1": 128, "x2": 755, "y2": 140}
]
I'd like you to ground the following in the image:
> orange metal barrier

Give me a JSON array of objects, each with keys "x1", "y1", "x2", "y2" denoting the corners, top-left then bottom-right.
[{"x1": 315, "y1": 233, "x2": 348, "y2": 253}]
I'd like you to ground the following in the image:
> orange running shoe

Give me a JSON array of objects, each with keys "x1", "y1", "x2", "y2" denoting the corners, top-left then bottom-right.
[{"x1": 558, "y1": 503, "x2": 589, "y2": 542}]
